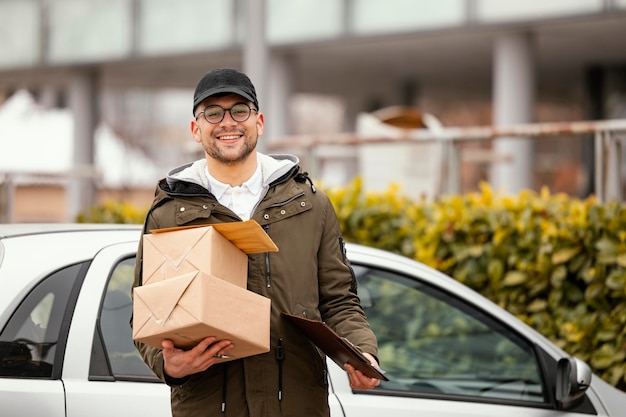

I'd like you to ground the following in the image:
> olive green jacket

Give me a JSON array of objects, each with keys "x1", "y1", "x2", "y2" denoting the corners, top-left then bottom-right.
[{"x1": 133, "y1": 153, "x2": 378, "y2": 417}]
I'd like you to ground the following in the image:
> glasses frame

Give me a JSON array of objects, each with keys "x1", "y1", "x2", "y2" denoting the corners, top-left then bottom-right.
[{"x1": 195, "y1": 103, "x2": 258, "y2": 124}]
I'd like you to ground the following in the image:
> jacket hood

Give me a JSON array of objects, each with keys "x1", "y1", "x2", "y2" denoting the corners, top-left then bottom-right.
[{"x1": 165, "y1": 153, "x2": 299, "y2": 192}]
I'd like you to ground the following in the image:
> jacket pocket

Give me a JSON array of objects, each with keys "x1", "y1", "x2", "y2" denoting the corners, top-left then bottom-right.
[
  {"x1": 174, "y1": 200, "x2": 213, "y2": 225},
  {"x1": 289, "y1": 309, "x2": 327, "y2": 388},
  {"x1": 306, "y1": 341, "x2": 329, "y2": 388}
]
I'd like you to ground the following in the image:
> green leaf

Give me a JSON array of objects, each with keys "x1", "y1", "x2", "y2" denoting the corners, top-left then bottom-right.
[
  {"x1": 606, "y1": 271, "x2": 626, "y2": 291},
  {"x1": 550, "y1": 265, "x2": 568, "y2": 288},
  {"x1": 487, "y1": 258, "x2": 504, "y2": 281},
  {"x1": 503, "y1": 271, "x2": 527, "y2": 287},
  {"x1": 596, "y1": 237, "x2": 616, "y2": 253},
  {"x1": 591, "y1": 344, "x2": 617, "y2": 370},
  {"x1": 552, "y1": 247, "x2": 581, "y2": 265},
  {"x1": 568, "y1": 253, "x2": 588, "y2": 273},
  {"x1": 468, "y1": 245, "x2": 484, "y2": 257},
  {"x1": 596, "y1": 329, "x2": 617, "y2": 342},
  {"x1": 597, "y1": 252, "x2": 617, "y2": 265},
  {"x1": 584, "y1": 282, "x2": 605, "y2": 302},
  {"x1": 527, "y1": 299, "x2": 548, "y2": 313}
]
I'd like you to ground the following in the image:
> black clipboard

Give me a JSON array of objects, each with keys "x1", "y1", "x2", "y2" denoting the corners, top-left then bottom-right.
[{"x1": 282, "y1": 313, "x2": 388, "y2": 381}]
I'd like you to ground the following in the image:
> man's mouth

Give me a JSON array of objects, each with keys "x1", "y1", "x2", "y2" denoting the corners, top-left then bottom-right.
[{"x1": 218, "y1": 134, "x2": 241, "y2": 141}]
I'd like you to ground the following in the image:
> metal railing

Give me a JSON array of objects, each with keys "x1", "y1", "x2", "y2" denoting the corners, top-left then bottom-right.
[
  {"x1": 2, "y1": 119, "x2": 624, "y2": 223},
  {"x1": 268, "y1": 118, "x2": 626, "y2": 202}
]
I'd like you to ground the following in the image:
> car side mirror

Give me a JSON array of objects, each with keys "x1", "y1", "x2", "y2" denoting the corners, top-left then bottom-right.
[{"x1": 555, "y1": 357, "x2": 591, "y2": 409}]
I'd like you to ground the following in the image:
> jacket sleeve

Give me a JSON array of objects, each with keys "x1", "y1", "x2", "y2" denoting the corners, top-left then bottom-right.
[{"x1": 316, "y1": 192, "x2": 379, "y2": 359}]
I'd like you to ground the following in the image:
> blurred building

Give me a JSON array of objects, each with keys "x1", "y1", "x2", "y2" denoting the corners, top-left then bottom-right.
[{"x1": 1, "y1": 0, "x2": 626, "y2": 221}]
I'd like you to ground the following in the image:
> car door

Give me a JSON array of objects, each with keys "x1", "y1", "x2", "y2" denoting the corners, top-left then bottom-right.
[
  {"x1": 61, "y1": 242, "x2": 171, "y2": 417},
  {"x1": 0, "y1": 262, "x2": 85, "y2": 417},
  {"x1": 330, "y1": 261, "x2": 602, "y2": 417}
]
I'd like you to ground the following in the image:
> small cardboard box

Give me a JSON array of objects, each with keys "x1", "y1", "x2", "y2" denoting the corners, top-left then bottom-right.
[
  {"x1": 133, "y1": 271, "x2": 271, "y2": 359},
  {"x1": 142, "y1": 220, "x2": 278, "y2": 286},
  {"x1": 134, "y1": 220, "x2": 278, "y2": 358}
]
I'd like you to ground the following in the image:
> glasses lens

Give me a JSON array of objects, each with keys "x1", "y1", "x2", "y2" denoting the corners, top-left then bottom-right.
[
  {"x1": 230, "y1": 104, "x2": 251, "y2": 122},
  {"x1": 204, "y1": 106, "x2": 225, "y2": 123}
]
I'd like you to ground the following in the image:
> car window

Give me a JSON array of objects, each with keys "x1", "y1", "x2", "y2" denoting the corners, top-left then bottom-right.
[
  {"x1": 355, "y1": 265, "x2": 545, "y2": 404},
  {"x1": 0, "y1": 262, "x2": 88, "y2": 379},
  {"x1": 91, "y1": 256, "x2": 156, "y2": 380}
]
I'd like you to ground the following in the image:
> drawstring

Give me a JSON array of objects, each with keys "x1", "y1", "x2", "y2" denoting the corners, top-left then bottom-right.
[
  {"x1": 221, "y1": 363, "x2": 228, "y2": 413},
  {"x1": 295, "y1": 172, "x2": 317, "y2": 193},
  {"x1": 276, "y1": 339, "x2": 284, "y2": 401}
]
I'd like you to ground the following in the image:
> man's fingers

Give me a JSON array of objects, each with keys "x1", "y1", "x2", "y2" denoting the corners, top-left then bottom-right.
[
  {"x1": 344, "y1": 363, "x2": 380, "y2": 390},
  {"x1": 209, "y1": 340, "x2": 234, "y2": 358},
  {"x1": 194, "y1": 337, "x2": 234, "y2": 360},
  {"x1": 194, "y1": 336, "x2": 218, "y2": 353},
  {"x1": 161, "y1": 336, "x2": 234, "y2": 372},
  {"x1": 162, "y1": 339, "x2": 175, "y2": 350}
]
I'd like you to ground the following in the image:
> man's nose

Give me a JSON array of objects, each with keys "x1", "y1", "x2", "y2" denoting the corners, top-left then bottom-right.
[{"x1": 219, "y1": 111, "x2": 238, "y2": 125}]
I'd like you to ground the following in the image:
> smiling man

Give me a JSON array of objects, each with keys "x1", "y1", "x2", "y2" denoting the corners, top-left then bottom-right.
[{"x1": 133, "y1": 68, "x2": 380, "y2": 417}]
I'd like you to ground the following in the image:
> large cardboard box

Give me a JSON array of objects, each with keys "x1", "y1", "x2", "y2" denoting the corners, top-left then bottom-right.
[
  {"x1": 133, "y1": 271, "x2": 271, "y2": 359},
  {"x1": 142, "y1": 221, "x2": 277, "y2": 286},
  {"x1": 133, "y1": 220, "x2": 278, "y2": 359}
]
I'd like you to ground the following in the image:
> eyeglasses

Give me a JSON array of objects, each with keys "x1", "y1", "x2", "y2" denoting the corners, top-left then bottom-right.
[{"x1": 196, "y1": 103, "x2": 257, "y2": 124}]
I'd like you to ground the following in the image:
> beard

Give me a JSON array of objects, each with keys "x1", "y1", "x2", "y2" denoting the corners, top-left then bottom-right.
[{"x1": 204, "y1": 130, "x2": 258, "y2": 166}]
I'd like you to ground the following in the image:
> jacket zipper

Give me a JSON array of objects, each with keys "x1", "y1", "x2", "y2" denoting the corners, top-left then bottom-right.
[
  {"x1": 221, "y1": 363, "x2": 228, "y2": 413},
  {"x1": 263, "y1": 224, "x2": 272, "y2": 288},
  {"x1": 261, "y1": 192, "x2": 306, "y2": 288},
  {"x1": 339, "y1": 236, "x2": 359, "y2": 294},
  {"x1": 264, "y1": 192, "x2": 305, "y2": 209},
  {"x1": 276, "y1": 338, "x2": 284, "y2": 401}
]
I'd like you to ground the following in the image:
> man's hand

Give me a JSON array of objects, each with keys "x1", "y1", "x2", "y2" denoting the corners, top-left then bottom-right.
[
  {"x1": 162, "y1": 337, "x2": 234, "y2": 379},
  {"x1": 344, "y1": 352, "x2": 381, "y2": 390}
]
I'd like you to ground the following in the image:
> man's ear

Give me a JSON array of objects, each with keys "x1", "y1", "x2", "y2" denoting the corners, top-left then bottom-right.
[
  {"x1": 191, "y1": 119, "x2": 202, "y2": 143},
  {"x1": 256, "y1": 112, "x2": 265, "y2": 137}
]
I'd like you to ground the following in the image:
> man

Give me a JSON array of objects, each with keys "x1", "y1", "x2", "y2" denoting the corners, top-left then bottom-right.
[{"x1": 133, "y1": 68, "x2": 380, "y2": 417}]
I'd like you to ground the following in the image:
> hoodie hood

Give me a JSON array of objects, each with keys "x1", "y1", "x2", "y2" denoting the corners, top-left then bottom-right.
[{"x1": 165, "y1": 153, "x2": 299, "y2": 193}]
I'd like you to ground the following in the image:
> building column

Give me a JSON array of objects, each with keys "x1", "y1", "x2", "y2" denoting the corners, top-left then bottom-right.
[
  {"x1": 266, "y1": 54, "x2": 294, "y2": 142},
  {"x1": 244, "y1": 0, "x2": 268, "y2": 152},
  {"x1": 490, "y1": 32, "x2": 535, "y2": 193},
  {"x1": 66, "y1": 70, "x2": 97, "y2": 221}
]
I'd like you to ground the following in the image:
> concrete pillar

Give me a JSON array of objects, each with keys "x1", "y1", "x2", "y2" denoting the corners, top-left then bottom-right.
[
  {"x1": 266, "y1": 54, "x2": 294, "y2": 142},
  {"x1": 38, "y1": 86, "x2": 58, "y2": 109},
  {"x1": 490, "y1": 32, "x2": 535, "y2": 193},
  {"x1": 243, "y1": 0, "x2": 268, "y2": 153},
  {"x1": 0, "y1": 174, "x2": 14, "y2": 223},
  {"x1": 67, "y1": 70, "x2": 97, "y2": 222}
]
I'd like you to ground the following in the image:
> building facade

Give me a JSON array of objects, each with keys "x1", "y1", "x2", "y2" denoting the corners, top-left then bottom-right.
[{"x1": 1, "y1": 0, "x2": 626, "y2": 220}]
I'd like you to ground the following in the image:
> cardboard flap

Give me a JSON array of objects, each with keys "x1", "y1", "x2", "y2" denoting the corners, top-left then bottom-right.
[
  {"x1": 211, "y1": 221, "x2": 278, "y2": 253},
  {"x1": 136, "y1": 272, "x2": 196, "y2": 325},
  {"x1": 146, "y1": 227, "x2": 207, "y2": 268},
  {"x1": 151, "y1": 220, "x2": 278, "y2": 254}
]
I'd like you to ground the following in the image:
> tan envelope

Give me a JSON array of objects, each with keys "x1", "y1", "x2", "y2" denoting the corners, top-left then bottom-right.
[
  {"x1": 133, "y1": 271, "x2": 271, "y2": 359},
  {"x1": 142, "y1": 220, "x2": 278, "y2": 287}
]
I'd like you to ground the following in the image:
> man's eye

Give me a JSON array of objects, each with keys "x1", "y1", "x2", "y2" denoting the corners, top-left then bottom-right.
[{"x1": 206, "y1": 110, "x2": 222, "y2": 118}]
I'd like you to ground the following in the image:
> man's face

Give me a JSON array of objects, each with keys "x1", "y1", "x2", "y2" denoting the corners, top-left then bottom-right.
[{"x1": 191, "y1": 94, "x2": 264, "y2": 165}]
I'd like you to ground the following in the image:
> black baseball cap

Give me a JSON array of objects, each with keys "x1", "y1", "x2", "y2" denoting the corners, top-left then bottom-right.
[{"x1": 192, "y1": 68, "x2": 259, "y2": 115}]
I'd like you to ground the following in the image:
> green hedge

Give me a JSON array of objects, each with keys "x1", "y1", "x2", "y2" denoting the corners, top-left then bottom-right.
[
  {"x1": 76, "y1": 200, "x2": 148, "y2": 224},
  {"x1": 326, "y1": 178, "x2": 626, "y2": 391},
  {"x1": 79, "y1": 180, "x2": 626, "y2": 390}
]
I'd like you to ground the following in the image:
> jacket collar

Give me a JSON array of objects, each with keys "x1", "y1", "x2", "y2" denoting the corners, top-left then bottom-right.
[{"x1": 165, "y1": 152, "x2": 299, "y2": 193}]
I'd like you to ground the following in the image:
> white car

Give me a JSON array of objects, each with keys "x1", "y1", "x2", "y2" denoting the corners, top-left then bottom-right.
[{"x1": 1, "y1": 224, "x2": 625, "y2": 416}]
